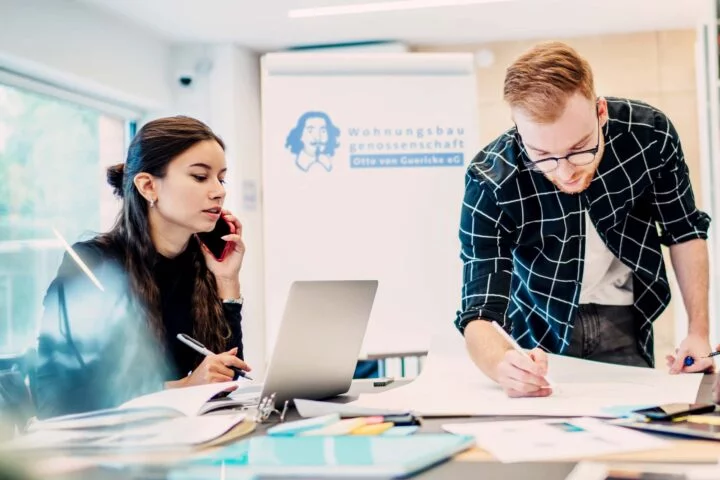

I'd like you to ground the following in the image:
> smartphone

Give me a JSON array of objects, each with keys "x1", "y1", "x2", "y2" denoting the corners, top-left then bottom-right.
[
  {"x1": 632, "y1": 403, "x2": 716, "y2": 421},
  {"x1": 196, "y1": 216, "x2": 236, "y2": 262}
]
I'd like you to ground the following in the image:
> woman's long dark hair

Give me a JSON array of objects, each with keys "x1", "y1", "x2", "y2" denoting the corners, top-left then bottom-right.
[{"x1": 101, "y1": 116, "x2": 231, "y2": 354}]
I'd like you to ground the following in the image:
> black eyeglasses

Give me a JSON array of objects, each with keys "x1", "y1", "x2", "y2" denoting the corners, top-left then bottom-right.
[{"x1": 516, "y1": 115, "x2": 601, "y2": 173}]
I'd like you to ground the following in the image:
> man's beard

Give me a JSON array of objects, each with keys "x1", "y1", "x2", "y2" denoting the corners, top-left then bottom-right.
[
  {"x1": 303, "y1": 145, "x2": 325, "y2": 159},
  {"x1": 309, "y1": 142, "x2": 326, "y2": 155},
  {"x1": 550, "y1": 173, "x2": 593, "y2": 195}
]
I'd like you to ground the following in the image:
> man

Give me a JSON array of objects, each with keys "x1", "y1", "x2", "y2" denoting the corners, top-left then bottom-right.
[
  {"x1": 456, "y1": 41, "x2": 712, "y2": 398},
  {"x1": 285, "y1": 111, "x2": 340, "y2": 172}
]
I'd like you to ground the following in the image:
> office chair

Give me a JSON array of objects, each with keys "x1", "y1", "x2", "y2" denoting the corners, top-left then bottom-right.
[{"x1": 0, "y1": 350, "x2": 36, "y2": 437}]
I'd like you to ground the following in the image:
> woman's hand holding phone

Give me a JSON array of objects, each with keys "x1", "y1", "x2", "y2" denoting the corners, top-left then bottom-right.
[{"x1": 200, "y1": 209, "x2": 246, "y2": 297}]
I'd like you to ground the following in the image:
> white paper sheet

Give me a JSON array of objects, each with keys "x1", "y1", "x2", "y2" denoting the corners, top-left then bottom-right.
[
  {"x1": 6, "y1": 429, "x2": 111, "y2": 450},
  {"x1": 294, "y1": 398, "x2": 408, "y2": 418},
  {"x1": 443, "y1": 417, "x2": 668, "y2": 463},
  {"x1": 349, "y1": 325, "x2": 703, "y2": 417},
  {"x1": 26, "y1": 380, "x2": 256, "y2": 435},
  {"x1": 8, "y1": 414, "x2": 246, "y2": 450},
  {"x1": 120, "y1": 380, "x2": 248, "y2": 416},
  {"x1": 97, "y1": 413, "x2": 246, "y2": 447}
]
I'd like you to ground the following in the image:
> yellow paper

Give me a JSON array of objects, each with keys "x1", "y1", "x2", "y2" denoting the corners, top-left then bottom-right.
[
  {"x1": 352, "y1": 422, "x2": 393, "y2": 435},
  {"x1": 685, "y1": 415, "x2": 720, "y2": 425},
  {"x1": 302, "y1": 418, "x2": 367, "y2": 436}
]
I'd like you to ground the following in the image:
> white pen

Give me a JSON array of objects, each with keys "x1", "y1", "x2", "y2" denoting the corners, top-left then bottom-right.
[
  {"x1": 491, "y1": 321, "x2": 555, "y2": 388},
  {"x1": 176, "y1": 333, "x2": 253, "y2": 381},
  {"x1": 52, "y1": 227, "x2": 104, "y2": 292}
]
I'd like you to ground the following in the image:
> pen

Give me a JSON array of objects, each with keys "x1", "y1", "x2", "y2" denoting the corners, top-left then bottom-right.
[
  {"x1": 491, "y1": 321, "x2": 556, "y2": 387},
  {"x1": 176, "y1": 333, "x2": 253, "y2": 380},
  {"x1": 683, "y1": 350, "x2": 720, "y2": 367}
]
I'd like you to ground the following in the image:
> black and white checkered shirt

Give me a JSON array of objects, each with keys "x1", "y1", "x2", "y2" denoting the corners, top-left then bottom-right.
[{"x1": 455, "y1": 97, "x2": 711, "y2": 366}]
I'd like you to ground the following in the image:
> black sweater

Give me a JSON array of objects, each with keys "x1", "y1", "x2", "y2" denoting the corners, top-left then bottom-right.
[{"x1": 33, "y1": 239, "x2": 243, "y2": 419}]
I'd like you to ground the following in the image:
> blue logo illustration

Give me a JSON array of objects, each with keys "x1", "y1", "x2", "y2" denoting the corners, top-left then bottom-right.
[{"x1": 285, "y1": 111, "x2": 340, "y2": 172}]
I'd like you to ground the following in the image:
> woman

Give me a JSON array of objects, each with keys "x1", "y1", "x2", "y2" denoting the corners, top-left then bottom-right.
[{"x1": 34, "y1": 116, "x2": 251, "y2": 419}]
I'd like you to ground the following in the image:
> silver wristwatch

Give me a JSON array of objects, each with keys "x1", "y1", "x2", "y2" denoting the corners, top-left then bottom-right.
[{"x1": 222, "y1": 296, "x2": 244, "y2": 305}]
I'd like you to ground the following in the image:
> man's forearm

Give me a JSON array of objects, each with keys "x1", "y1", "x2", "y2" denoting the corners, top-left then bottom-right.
[
  {"x1": 669, "y1": 238, "x2": 710, "y2": 337},
  {"x1": 464, "y1": 320, "x2": 513, "y2": 382}
]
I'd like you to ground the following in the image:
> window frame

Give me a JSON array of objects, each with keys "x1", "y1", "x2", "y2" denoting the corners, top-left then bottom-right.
[{"x1": 0, "y1": 67, "x2": 143, "y2": 354}]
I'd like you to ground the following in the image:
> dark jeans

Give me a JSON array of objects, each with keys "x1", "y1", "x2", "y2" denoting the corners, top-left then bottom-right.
[{"x1": 565, "y1": 304, "x2": 651, "y2": 368}]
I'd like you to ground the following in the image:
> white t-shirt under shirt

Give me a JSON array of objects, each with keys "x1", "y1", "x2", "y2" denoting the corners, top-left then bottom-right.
[{"x1": 579, "y1": 212, "x2": 634, "y2": 305}]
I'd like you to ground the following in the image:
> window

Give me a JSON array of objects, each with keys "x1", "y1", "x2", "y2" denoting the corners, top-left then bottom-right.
[{"x1": 0, "y1": 82, "x2": 132, "y2": 355}]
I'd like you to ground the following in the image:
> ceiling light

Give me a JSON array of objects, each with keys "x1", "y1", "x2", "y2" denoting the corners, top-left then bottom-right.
[{"x1": 288, "y1": 0, "x2": 515, "y2": 18}]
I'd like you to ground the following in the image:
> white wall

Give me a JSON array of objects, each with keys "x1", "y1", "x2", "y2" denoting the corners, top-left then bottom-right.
[
  {"x1": 0, "y1": 0, "x2": 171, "y2": 111},
  {"x1": 168, "y1": 44, "x2": 266, "y2": 375},
  {"x1": 208, "y1": 46, "x2": 265, "y2": 378}
]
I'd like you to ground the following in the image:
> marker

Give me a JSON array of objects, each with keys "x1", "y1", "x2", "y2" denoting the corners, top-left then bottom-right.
[
  {"x1": 491, "y1": 321, "x2": 556, "y2": 387},
  {"x1": 683, "y1": 350, "x2": 720, "y2": 367},
  {"x1": 176, "y1": 333, "x2": 253, "y2": 380},
  {"x1": 382, "y1": 414, "x2": 420, "y2": 426}
]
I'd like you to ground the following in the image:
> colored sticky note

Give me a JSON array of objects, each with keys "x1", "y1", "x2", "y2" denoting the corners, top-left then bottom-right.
[
  {"x1": 352, "y1": 422, "x2": 394, "y2": 436},
  {"x1": 686, "y1": 415, "x2": 720, "y2": 425},
  {"x1": 302, "y1": 418, "x2": 367, "y2": 436},
  {"x1": 267, "y1": 413, "x2": 340, "y2": 436},
  {"x1": 364, "y1": 416, "x2": 385, "y2": 425}
]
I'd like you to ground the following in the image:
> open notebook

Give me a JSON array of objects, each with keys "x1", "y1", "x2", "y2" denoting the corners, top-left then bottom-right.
[
  {"x1": 10, "y1": 413, "x2": 252, "y2": 451},
  {"x1": 8, "y1": 381, "x2": 258, "y2": 451},
  {"x1": 26, "y1": 380, "x2": 254, "y2": 432}
]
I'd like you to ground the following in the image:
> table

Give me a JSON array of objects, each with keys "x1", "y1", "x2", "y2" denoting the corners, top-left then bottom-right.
[
  {"x1": 19, "y1": 374, "x2": 720, "y2": 480},
  {"x1": 252, "y1": 374, "x2": 720, "y2": 479},
  {"x1": 426, "y1": 374, "x2": 720, "y2": 478}
]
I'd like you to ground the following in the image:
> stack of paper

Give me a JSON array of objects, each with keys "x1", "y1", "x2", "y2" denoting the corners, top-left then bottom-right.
[
  {"x1": 443, "y1": 417, "x2": 669, "y2": 462},
  {"x1": 9, "y1": 413, "x2": 248, "y2": 450},
  {"x1": 7, "y1": 381, "x2": 256, "y2": 451},
  {"x1": 27, "y1": 380, "x2": 249, "y2": 433},
  {"x1": 349, "y1": 325, "x2": 703, "y2": 417},
  {"x1": 294, "y1": 398, "x2": 408, "y2": 418},
  {"x1": 118, "y1": 380, "x2": 253, "y2": 416}
]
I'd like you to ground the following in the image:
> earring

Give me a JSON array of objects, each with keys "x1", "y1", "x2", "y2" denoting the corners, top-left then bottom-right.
[{"x1": 149, "y1": 199, "x2": 155, "y2": 208}]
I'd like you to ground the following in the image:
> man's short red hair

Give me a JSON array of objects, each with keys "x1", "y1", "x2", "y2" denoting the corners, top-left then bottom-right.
[{"x1": 504, "y1": 42, "x2": 596, "y2": 123}]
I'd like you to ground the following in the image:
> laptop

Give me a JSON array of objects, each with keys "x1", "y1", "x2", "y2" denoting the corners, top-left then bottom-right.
[{"x1": 231, "y1": 280, "x2": 379, "y2": 408}]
